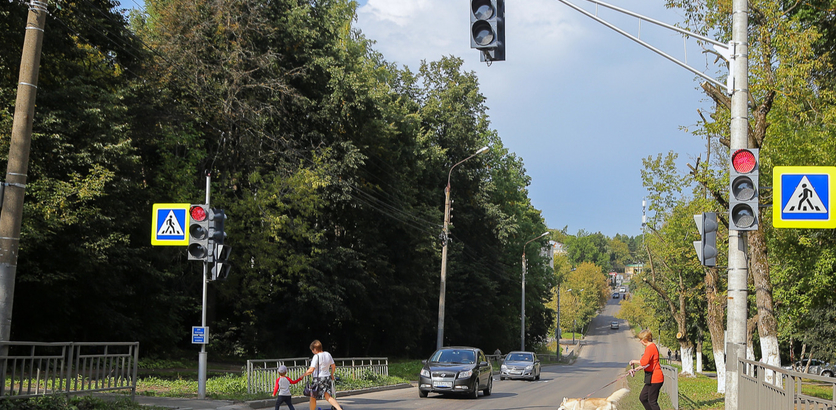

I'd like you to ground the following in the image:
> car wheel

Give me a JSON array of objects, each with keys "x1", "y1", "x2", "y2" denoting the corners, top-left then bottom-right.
[
  {"x1": 535, "y1": 370, "x2": 540, "y2": 381},
  {"x1": 470, "y1": 381, "x2": 479, "y2": 399},
  {"x1": 823, "y1": 371, "x2": 833, "y2": 378},
  {"x1": 483, "y1": 376, "x2": 492, "y2": 396},
  {"x1": 500, "y1": 375, "x2": 505, "y2": 381},
  {"x1": 419, "y1": 389, "x2": 428, "y2": 398}
]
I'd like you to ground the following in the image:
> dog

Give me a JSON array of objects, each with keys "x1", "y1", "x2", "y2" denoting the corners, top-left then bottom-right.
[{"x1": 558, "y1": 387, "x2": 630, "y2": 410}]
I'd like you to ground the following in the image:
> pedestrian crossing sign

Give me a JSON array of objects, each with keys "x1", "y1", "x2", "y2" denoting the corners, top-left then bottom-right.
[
  {"x1": 152, "y1": 203, "x2": 190, "y2": 246},
  {"x1": 773, "y1": 166, "x2": 836, "y2": 229}
]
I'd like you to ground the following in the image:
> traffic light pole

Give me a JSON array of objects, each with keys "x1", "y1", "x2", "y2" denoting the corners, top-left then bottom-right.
[
  {"x1": 725, "y1": 0, "x2": 749, "y2": 408},
  {"x1": 198, "y1": 174, "x2": 210, "y2": 399}
]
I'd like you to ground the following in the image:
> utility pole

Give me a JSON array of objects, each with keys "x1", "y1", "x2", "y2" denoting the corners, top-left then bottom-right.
[
  {"x1": 0, "y1": 0, "x2": 48, "y2": 345},
  {"x1": 725, "y1": 0, "x2": 749, "y2": 409}
]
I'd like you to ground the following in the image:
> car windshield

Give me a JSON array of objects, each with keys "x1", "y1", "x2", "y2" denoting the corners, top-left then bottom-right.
[
  {"x1": 430, "y1": 349, "x2": 476, "y2": 364},
  {"x1": 506, "y1": 353, "x2": 533, "y2": 362}
]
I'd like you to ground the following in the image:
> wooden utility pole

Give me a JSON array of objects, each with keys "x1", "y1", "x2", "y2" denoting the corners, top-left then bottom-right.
[{"x1": 0, "y1": 0, "x2": 48, "y2": 343}]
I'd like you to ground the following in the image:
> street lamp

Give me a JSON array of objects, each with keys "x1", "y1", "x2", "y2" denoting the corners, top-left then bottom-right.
[
  {"x1": 437, "y1": 146, "x2": 489, "y2": 350},
  {"x1": 567, "y1": 288, "x2": 583, "y2": 345},
  {"x1": 521, "y1": 231, "x2": 549, "y2": 351}
]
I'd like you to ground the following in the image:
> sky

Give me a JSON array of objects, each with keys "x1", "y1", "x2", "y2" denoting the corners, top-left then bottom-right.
[{"x1": 353, "y1": 0, "x2": 722, "y2": 238}]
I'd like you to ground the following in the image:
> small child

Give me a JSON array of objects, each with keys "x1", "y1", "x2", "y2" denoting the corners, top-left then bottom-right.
[{"x1": 272, "y1": 365, "x2": 302, "y2": 410}]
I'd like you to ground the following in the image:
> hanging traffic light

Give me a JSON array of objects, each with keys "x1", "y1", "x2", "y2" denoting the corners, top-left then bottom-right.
[
  {"x1": 470, "y1": 0, "x2": 505, "y2": 62},
  {"x1": 693, "y1": 212, "x2": 718, "y2": 267},
  {"x1": 729, "y1": 149, "x2": 760, "y2": 230},
  {"x1": 188, "y1": 205, "x2": 211, "y2": 261}
]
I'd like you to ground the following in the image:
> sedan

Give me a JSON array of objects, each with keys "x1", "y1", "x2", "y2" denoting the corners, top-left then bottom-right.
[
  {"x1": 418, "y1": 346, "x2": 493, "y2": 398},
  {"x1": 500, "y1": 351, "x2": 541, "y2": 381}
]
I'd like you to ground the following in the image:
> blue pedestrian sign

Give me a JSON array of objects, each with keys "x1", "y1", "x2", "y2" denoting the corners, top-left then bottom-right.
[
  {"x1": 152, "y1": 203, "x2": 190, "y2": 246},
  {"x1": 192, "y1": 326, "x2": 209, "y2": 344},
  {"x1": 773, "y1": 166, "x2": 836, "y2": 229}
]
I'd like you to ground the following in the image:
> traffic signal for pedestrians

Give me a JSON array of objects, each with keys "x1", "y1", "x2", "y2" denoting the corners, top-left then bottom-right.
[
  {"x1": 470, "y1": 0, "x2": 505, "y2": 62},
  {"x1": 693, "y1": 212, "x2": 718, "y2": 267},
  {"x1": 729, "y1": 149, "x2": 760, "y2": 230},
  {"x1": 188, "y1": 204, "x2": 211, "y2": 261}
]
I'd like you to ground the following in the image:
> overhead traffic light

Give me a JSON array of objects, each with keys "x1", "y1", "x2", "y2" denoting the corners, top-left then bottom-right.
[
  {"x1": 729, "y1": 149, "x2": 760, "y2": 230},
  {"x1": 188, "y1": 204, "x2": 211, "y2": 261},
  {"x1": 693, "y1": 212, "x2": 718, "y2": 267},
  {"x1": 470, "y1": 0, "x2": 505, "y2": 62}
]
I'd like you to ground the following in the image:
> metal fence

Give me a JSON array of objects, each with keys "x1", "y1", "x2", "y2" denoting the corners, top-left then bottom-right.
[
  {"x1": 660, "y1": 364, "x2": 678, "y2": 410},
  {"x1": 0, "y1": 341, "x2": 139, "y2": 400},
  {"x1": 247, "y1": 356, "x2": 389, "y2": 394},
  {"x1": 738, "y1": 357, "x2": 836, "y2": 410}
]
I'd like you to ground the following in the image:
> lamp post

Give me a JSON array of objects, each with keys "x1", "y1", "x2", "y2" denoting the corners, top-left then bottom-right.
[
  {"x1": 567, "y1": 288, "x2": 583, "y2": 345},
  {"x1": 521, "y1": 231, "x2": 549, "y2": 351},
  {"x1": 437, "y1": 146, "x2": 489, "y2": 350}
]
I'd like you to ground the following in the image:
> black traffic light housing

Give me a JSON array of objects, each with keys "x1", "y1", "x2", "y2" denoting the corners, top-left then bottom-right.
[
  {"x1": 729, "y1": 149, "x2": 759, "y2": 231},
  {"x1": 470, "y1": 0, "x2": 505, "y2": 62},
  {"x1": 693, "y1": 212, "x2": 718, "y2": 267},
  {"x1": 188, "y1": 204, "x2": 211, "y2": 261},
  {"x1": 211, "y1": 244, "x2": 232, "y2": 281}
]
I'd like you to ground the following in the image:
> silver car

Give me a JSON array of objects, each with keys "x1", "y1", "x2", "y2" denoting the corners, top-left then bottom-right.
[
  {"x1": 783, "y1": 359, "x2": 836, "y2": 377},
  {"x1": 500, "y1": 351, "x2": 541, "y2": 381}
]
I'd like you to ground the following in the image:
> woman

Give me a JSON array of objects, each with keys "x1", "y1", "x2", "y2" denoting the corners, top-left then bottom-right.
[
  {"x1": 629, "y1": 329, "x2": 664, "y2": 410},
  {"x1": 299, "y1": 340, "x2": 343, "y2": 410}
]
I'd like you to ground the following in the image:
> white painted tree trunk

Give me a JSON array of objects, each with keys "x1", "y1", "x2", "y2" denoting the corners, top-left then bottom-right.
[
  {"x1": 680, "y1": 346, "x2": 695, "y2": 376},
  {"x1": 714, "y1": 347, "x2": 726, "y2": 393},
  {"x1": 696, "y1": 340, "x2": 703, "y2": 372},
  {"x1": 760, "y1": 335, "x2": 781, "y2": 384}
]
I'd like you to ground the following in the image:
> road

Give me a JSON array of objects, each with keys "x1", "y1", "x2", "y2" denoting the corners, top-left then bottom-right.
[{"x1": 330, "y1": 297, "x2": 645, "y2": 410}]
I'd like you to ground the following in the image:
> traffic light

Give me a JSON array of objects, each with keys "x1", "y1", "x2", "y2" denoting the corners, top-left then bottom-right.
[
  {"x1": 209, "y1": 208, "x2": 226, "y2": 245},
  {"x1": 211, "y1": 244, "x2": 232, "y2": 281},
  {"x1": 693, "y1": 212, "x2": 718, "y2": 267},
  {"x1": 470, "y1": 0, "x2": 505, "y2": 62},
  {"x1": 729, "y1": 149, "x2": 760, "y2": 230},
  {"x1": 188, "y1": 204, "x2": 211, "y2": 261}
]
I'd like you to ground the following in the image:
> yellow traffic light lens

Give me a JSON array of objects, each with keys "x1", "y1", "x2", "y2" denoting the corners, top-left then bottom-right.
[{"x1": 732, "y1": 176, "x2": 756, "y2": 201}]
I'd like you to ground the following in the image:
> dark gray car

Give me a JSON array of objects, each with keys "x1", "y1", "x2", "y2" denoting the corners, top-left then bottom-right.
[
  {"x1": 418, "y1": 346, "x2": 493, "y2": 398},
  {"x1": 499, "y1": 351, "x2": 541, "y2": 381}
]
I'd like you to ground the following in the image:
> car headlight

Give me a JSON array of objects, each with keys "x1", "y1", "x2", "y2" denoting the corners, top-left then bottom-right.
[
  {"x1": 525, "y1": 365, "x2": 534, "y2": 370},
  {"x1": 458, "y1": 369, "x2": 473, "y2": 379},
  {"x1": 500, "y1": 365, "x2": 507, "y2": 371},
  {"x1": 420, "y1": 369, "x2": 430, "y2": 378}
]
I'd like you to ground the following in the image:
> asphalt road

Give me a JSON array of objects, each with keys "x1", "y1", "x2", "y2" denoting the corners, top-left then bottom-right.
[{"x1": 326, "y1": 297, "x2": 645, "y2": 410}]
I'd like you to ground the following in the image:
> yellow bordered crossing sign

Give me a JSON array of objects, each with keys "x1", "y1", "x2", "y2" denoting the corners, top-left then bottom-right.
[
  {"x1": 773, "y1": 166, "x2": 836, "y2": 229},
  {"x1": 152, "y1": 203, "x2": 190, "y2": 246}
]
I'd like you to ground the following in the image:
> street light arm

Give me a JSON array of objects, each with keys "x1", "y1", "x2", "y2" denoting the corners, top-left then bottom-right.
[
  {"x1": 522, "y1": 231, "x2": 550, "y2": 257},
  {"x1": 447, "y1": 146, "x2": 489, "y2": 188}
]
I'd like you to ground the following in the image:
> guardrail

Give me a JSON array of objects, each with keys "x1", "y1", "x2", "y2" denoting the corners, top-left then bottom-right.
[
  {"x1": 738, "y1": 357, "x2": 836, "y2": 410},
  {"x1": 660, "y1": 364, "x2": 678, "y2": 410},
  {"x1": 247, "y1": 357, "x2": 389, "y2": 394},
  {"x1": 0, "y1": 341, "x2": 138, "y2": 400}
]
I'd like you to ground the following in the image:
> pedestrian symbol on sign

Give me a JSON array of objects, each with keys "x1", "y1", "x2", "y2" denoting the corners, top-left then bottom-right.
[
  {"x1": 158, "y1": 210, "x2": 185, "y2": 235},
  {"x1": 783, "y1": 176, "x2": 826, "y2": 214}
]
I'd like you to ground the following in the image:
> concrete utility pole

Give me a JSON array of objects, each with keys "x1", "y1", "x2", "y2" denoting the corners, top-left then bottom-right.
[
  {"x1": 725, "y1": 0, "x2": 750, "y2": 409},
  {"x1": 0, "y1": 0, "x2": 48, "y2": 344}
]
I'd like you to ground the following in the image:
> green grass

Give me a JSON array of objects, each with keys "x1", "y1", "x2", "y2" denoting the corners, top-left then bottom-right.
[{"x1": 606, "y1": 366, "x2": 724, "y2": 410}]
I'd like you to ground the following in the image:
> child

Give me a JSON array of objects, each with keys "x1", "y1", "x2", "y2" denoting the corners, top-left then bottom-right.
[{"x1": 272, "y1": 365, "x2": 302, "y2": 410}]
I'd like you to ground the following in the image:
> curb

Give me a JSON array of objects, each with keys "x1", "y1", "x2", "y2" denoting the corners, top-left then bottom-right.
[{"x1": 244, "y1": 383, "x2": 412, "y2": 409}]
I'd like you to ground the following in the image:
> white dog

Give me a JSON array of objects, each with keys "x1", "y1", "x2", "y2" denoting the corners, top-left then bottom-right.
[{"x1": 558, "y1": 388, "x2": 630, "y2": 410}]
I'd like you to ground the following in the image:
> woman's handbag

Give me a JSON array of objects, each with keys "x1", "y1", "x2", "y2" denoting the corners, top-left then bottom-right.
[
  {"x1": 644, "y1": 369, "x2": 653, "y2": 385},
  {"x1": 303, "y1": 353, "x2": 321, "y2": 397}
]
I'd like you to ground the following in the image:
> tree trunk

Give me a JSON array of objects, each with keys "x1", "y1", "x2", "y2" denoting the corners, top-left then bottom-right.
[
  {"x1": 750, "y1": 228, "x2": 781, "y2": 370},
  {"x1": 705, "y1": 266, "x2": 726, "y2": 392},
  {"x1": 680, "y1": 344, "x2": 695, "y2": 376}
]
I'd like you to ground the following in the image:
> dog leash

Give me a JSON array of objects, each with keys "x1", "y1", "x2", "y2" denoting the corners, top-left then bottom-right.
[{"x1": 581, "y1": 364, "x2": 647, "y2": 398}]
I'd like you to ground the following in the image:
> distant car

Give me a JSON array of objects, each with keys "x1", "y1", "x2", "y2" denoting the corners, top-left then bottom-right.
[
  {"x1": 610, "y1": 321, "x2": 619, "y2": 329},
  {"x1": 783, "y1": 359, "x2": 836, "y2": 377},
  {"x1": 500, "y1": 351, "x2": 541, "y2": 381},
  {"x1": 620, "y1": 287, "x2": 626, "y2": 293},
  {"x1": 613, "y1": 292, "x2": 619, "y2": 299},
  {"x1": 419, "y1": 346, "x2": 493, "y2": 398}
]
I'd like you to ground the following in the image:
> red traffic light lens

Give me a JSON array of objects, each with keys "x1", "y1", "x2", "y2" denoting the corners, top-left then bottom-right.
[
  {"x1": 732, "y1": 149, "x2": 757, "y2": 173},
  {"x1": 190, "y1": 206, "x2": 207, "y2": 222}
]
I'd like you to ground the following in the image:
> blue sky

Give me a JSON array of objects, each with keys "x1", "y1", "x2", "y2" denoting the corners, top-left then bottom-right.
[
  {"x1": 126, "y1": 0, "x2": 720, "y2": 238},
  {"x1": 354, "y1": 0, "x2": 720, "y2": 238}
]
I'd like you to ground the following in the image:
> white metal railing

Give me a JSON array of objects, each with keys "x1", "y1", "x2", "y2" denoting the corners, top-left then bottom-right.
[
  {"x1": 0, "y1": 341, "x2": 138, "y2": 400},
  {"x1": 247, "y1": 356, "x2": 389, "y2": 394},
  {"x1": 738, "y1": 357, "x2": 836, "y2": 410}
]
